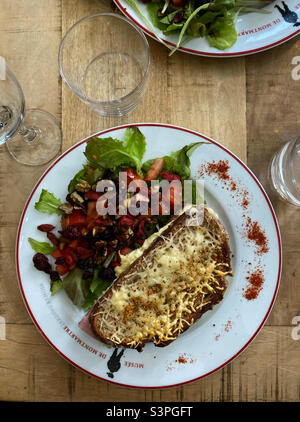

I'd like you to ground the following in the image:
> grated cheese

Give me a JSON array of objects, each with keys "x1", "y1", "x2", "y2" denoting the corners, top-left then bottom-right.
[{"x1": 93, "y1": 211, "x2": 232, "y2": 348}]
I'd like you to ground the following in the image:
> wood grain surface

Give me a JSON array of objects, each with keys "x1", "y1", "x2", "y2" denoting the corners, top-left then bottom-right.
[{"x1": 0, "y1": 0, "x2": 300, "y2": 402}]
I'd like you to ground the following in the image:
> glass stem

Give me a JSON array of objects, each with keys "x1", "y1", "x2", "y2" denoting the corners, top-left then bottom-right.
[{"x1": 18, "y1": 123, "x2": 39, "y2": 143}]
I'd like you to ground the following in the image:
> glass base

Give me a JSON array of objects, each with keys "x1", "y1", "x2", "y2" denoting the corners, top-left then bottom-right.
[{"x1": 6, "y1": 109, "x2": 62, "y2": 166}]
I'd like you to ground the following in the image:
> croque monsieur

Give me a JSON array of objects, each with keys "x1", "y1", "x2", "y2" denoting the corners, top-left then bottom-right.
[{"x1": 89, "y1": 206, "x2": 232, "y2": 350}]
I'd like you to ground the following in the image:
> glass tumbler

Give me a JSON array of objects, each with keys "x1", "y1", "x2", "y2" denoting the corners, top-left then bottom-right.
[
  {"x1": 58, "y1": 13, "x2": 150, "y2": 117},
  {"x1": 270, "y1": 137, "x2": 300, "y2": 206}
]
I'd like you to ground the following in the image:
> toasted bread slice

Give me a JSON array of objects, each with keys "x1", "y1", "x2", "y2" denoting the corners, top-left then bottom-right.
[{"x1": 89, "y1": 206, "x2": 232, "y2": 350}]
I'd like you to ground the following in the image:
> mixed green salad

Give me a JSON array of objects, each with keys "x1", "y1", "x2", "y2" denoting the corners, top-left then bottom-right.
[
  {"x1": 29, "y1": 127, "x2": 204, "y2": 311},
  {"x1": 125, "y1": 0, "x2": 272, "y2": 52}
]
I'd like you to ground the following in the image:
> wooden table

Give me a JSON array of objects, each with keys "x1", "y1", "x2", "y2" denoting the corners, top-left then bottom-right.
[{"x1": 1, "y1": 0, "x2": 300, "y2": 402}]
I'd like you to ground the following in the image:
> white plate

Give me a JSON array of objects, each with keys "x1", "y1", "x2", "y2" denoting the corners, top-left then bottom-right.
[
  {"x1": 16, "y1": 123, "x2": 281, "y2": 388},
  {"x1": 115, "y1": 0, "x2": 300, "y2": 57}
]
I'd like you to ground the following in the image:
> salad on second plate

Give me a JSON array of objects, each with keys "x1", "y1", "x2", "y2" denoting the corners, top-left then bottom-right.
[
  {"x1": 29, "y1": 127, "x2": 204, "y2": 311},
  {"x1": 125, "y1": 0, "x2": 272, "y2": 52}
]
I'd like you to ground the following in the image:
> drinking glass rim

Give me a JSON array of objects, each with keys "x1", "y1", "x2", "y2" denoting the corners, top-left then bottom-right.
[
  {"x1": 289, "y1": 136, "x2": 300, "y2": 194},
  {"x1": 58, "y1": 12, "x2": 150, "y2": 106}
]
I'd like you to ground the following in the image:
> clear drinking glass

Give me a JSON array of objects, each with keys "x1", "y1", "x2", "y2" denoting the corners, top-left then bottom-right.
[
  {"x1": 58, "y1": 13, "x2": 150, "y2": 117},
  {"x1": 270, "y1": 137, "x2": 300, "y2": 206},
  {"x1": 0, "y1": 65, "x2": 62, "y2": 166}
]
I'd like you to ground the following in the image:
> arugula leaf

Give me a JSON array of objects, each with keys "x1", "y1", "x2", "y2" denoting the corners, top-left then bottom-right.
[
  {"x1": 84, "y1": 127, "x2": 146, "y2": 174},
  {"x1": 50, "y1": 279, "x2": 63, "y2": 296},
  {"x1": 63, "y1": 268, "x2": 90, "y2": 307},
  {"x1": 28, "y1": 237, "x2": 56, "y2": 255},
  {"x1": 34, "y1": 189, "x2": 63, "y2": 215},
  {"x1": 143, "y1": 142, "x2": 206, "y2": 180}
]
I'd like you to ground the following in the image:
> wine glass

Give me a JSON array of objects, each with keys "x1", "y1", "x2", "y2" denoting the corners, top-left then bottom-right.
[
  {"x1": 0, "y1": 64, "x2": 61, "y2": 165},
  {"x1": 269, "y1": 137, "x2": 300, "y2": 207}
]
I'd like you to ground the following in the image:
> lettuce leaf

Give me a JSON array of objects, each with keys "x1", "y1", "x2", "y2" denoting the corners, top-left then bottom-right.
[
  {"x1": 124, "y1": 126, "x2": 147, "y2": 172},
  {"x1": 207, "y1": 13, "x2": 238, "y2": 49},
  {"x1": 28, "y1": 237, "x2": 56, "y2": 255},
  {"x1": 143, "y1": 142, "x2": 206, "y2": 180},
  {"x1": 84, "y1": 127, "x2": 146, "y2": 174},
  {"x1": 63, "y1": 268, "x2": 90, "y2": 307},
  {"x1": 82, "y1": 270, "x2": 111, "y2": 310},
  {"x1": 50, "y1": 279, "x2": 63, "y2": 296},
  {"x1": 34, "y1": 189, "x2": 63, "y2": 215},
  {"x1": 147, "y1": 2, "x2": 168, "y2": 31}
]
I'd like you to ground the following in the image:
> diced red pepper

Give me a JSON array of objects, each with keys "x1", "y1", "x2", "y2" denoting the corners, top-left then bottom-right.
[
  {"x1": 68, "y1": 210, "x2": 87, "y2": 226},
  {"x1": 76, "y1": 246, "x2": 93, "y2": 260},
  {"x1": 87, "y1": 201, "x2": 99, "y2": 221},
  {"x1": 118, "y1": 215, "x2": 137, "y2": 228},
  {"x1": 123, "y1": 168, "x2": 142, "y2": 184},
  {"x1": 135, "y1": 238, "x2": 145, "y2": 245},
  {"x1": 95, "y1": 217, "x2": 111, "y2": 226},
  {"x1": 56, "y1": 264, "x2": 69, "y2": 276},
  {"x1": 85, "y1": 191, "x2": 102, "y2": 201},
  {"x1": 160, "y1": 171, "x2": 181, "y2": 182},
  {"x1": 111, "y1": 262, "x2": 121, "y2": 267},
  {"x1": 64, "y1": 254, "x2": 75, "y2": 267},
  {"x1": 52, "y1": 248, "x2": 64, "y2": 259},
  {"x1": 62, "y1": 210, "x2": 87, "y2": 228},
  {"x1": 119, "y1": 247, "x2": 133, "y2": 256},
  {"x1": 68, "y1": 240, "x2": 79, "y2": 249}
]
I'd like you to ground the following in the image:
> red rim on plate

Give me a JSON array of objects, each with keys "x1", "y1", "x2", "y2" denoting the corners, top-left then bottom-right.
[
  {"x1": 16, "y1": 123, "x2": 282, "y2": 389},
  {"x1": 114, "y1": 0, "x2": 300, "y2": 57}
]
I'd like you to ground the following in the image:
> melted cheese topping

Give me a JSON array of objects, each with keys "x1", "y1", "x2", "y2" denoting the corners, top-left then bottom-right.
[
  {"x1": 93, "y1": 214, "x2": 231, "y2": 348},
  {"x1": 115, "y1": 218, "x2": 175, "y2": 277}
]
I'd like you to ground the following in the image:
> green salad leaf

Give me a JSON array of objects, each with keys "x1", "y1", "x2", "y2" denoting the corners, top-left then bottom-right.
[
  {"x1": 34, "y1": 189, "x2": 63, "y2": 215},
  {"x1": 143, "y1": 142, "x2": 206, "y2": 180},
  {"x1": 28, "y1": 237, "x2": 56, "y2": 255},
  {"x1": 63, "y1": 268, "x2": 90, "y2": 307},
  {"x1": 164, "y1": 23, "x2": 185, "y2": 35},
  {"x1": 62, "y1": 266, "x2": 110, "y2": 309},
  {"x1": 84, "y1": 127, "x2": 146, "y2": 174},
  {"x1": 124, "y1": 126, "x2": 147, "y2": 172},
  {"x1": 82, "y1": 269, "x2": 110, "y2": 310},
  {"x1": 50, "y1": 279, "x2": 63, "y2": 296},
  {"x1": 160, "y1": 9, "x2": 182, "y2": 25},
  {"x1": 207, "y1": 11, "x2": 238, "y2": 49},
  {"x1": 68, "y1": 167, "x2": 87, "y2": 193},
  {"x1": 147, "y1": 2, "x2": 168, "y2": 30}
]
